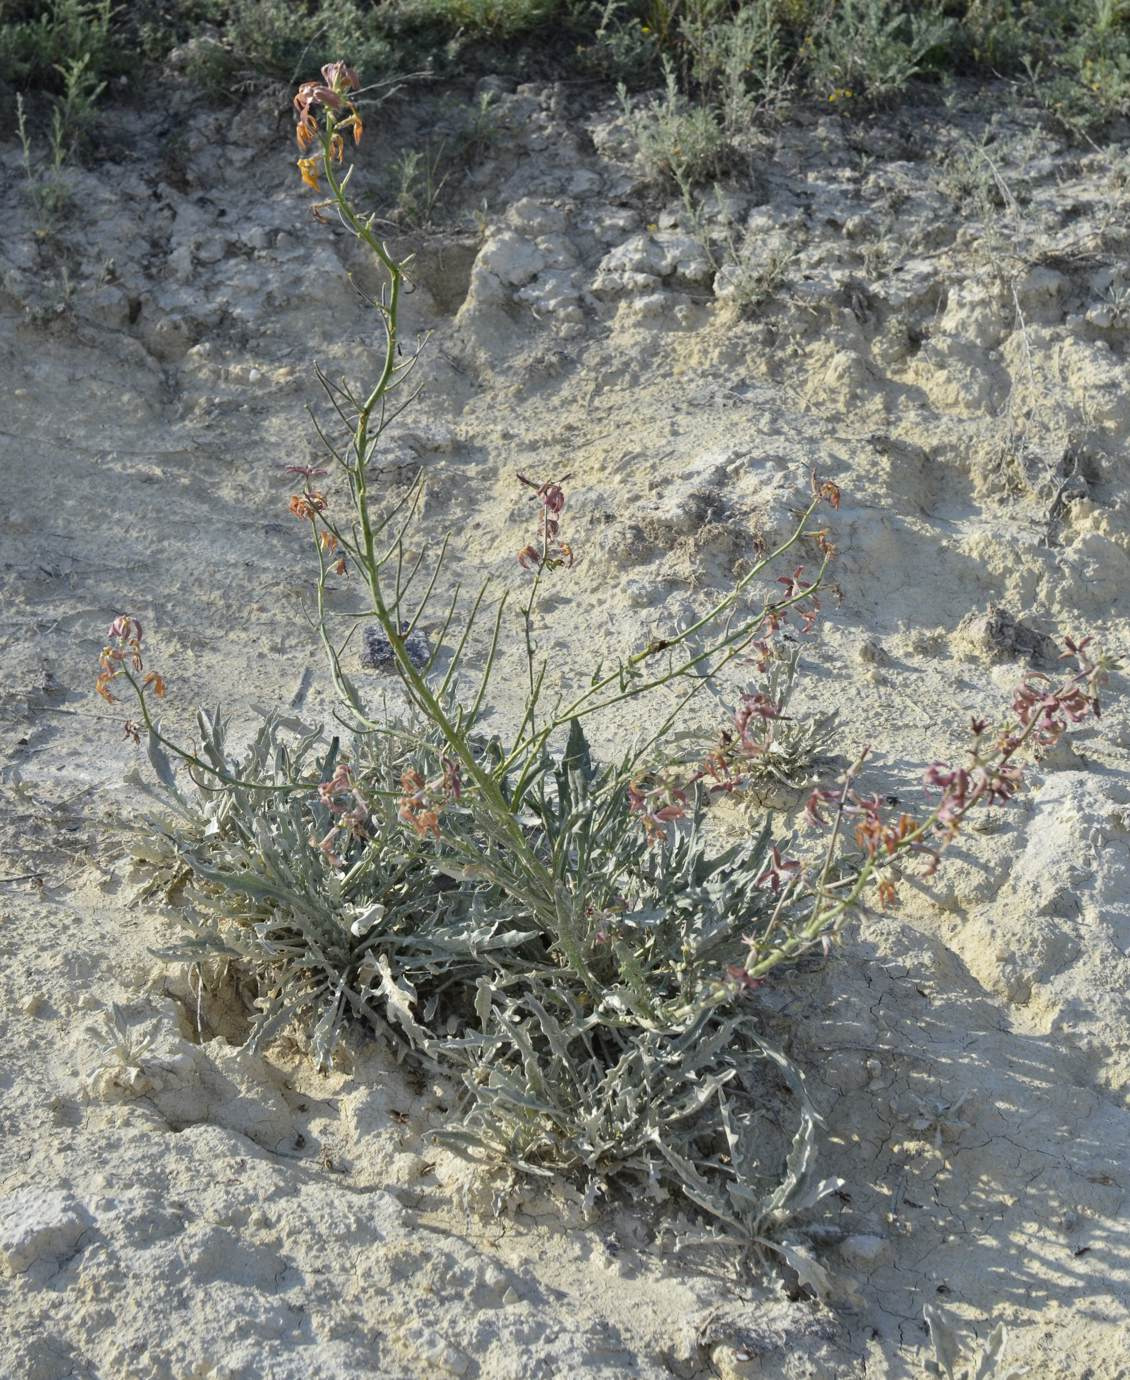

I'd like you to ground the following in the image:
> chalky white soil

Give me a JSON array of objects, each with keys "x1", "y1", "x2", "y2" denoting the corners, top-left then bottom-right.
[{"x1": 2, "y1": 70, "x2": 1130, "y2": 1379}]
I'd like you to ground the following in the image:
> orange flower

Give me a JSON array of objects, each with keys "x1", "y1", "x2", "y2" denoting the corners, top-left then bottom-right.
[
  {"x1": 95, "y1": 671, "x2": 117, "y2": 703},
  {"x1": 143, "y1": 672, "x2": 167, "y2": 698},
  {"x1": 297, "y1": 157, "x2": 320, "y2": 191},
  {"x1": 289, "y1": 491, "x2": 328, "y2": 520},
  {"x1": 295, "y1": 112, "x2": 317, "y2": 151},
  {"x1": 408, "y1": 808, "x2": 440, "y2": 840}
]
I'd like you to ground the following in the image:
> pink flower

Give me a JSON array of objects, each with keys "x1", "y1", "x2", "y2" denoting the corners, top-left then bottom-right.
[
  {"x1": 755, "y1": 846, "x2": 801, "y2": 893},
  {"x1": 776, "y1": 566, "x2": 805, "y2": 597},
  {"x1": 321, "y1": 61, "x2": 360, "y2": 93},
  {"x1": 107, "y1": 615, "x2": 142, "y2": 643},
  {"x1": 805, "y1": 787, "x2": 839, "y2": 828},
  {"x1": 540, "y1": 483, "x2": 565, "y2": 515}
]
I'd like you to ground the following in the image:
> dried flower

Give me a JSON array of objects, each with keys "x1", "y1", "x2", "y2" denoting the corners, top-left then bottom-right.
[
  {"x1": 776, "y1": 565, "x2": 806, "y2": 598},
  {"x1": 293, "y1": 62, "x2": 363, "y2": 173},
  {"x1": 811, "y1": 474, "x2": 841, "y2": 509},
  {"x1": 96, "y1": 614, "x2": 163, "y2": 706},
  {"x1": 516, "y1": 472, "x2": 575, "y2": 572},
  {"x1": 628, "y1": 776, "x2": 688, "y2": 842},
  {"x1": 108, "y1": 615, "x2": 142, "y2": 643},
  {"x1": 290, "y1": 490, "x2": 328, "y2": 521},
  {"x1": 321, "y1": 60, "x2": 360, "y2": 94},
  {"x1": 725, "y1": 964, "x2": 762, "y2": 991},
  {"x1": 805, "y1": 786, "x2": 840, "y2": 828}
]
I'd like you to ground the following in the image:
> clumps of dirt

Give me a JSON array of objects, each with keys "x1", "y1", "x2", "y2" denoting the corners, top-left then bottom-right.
[{"x1": 953, "y1": 605, "x2": 1058, "y2": 664}]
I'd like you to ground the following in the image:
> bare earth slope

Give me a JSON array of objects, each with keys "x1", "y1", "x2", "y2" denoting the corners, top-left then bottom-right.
[{"x1": 1, "y1": 74, "x2": 1129, "y2": 1378}]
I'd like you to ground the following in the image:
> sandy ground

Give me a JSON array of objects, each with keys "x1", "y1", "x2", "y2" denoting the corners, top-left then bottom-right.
[{"x1": 2, "y1": 70, "x2": 1130, "y2": 1378}]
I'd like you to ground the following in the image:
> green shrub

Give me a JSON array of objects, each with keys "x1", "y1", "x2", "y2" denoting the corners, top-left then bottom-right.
[
  {"x1": 804, "y1": 0, "x2": 953, "y2": 103},
  {"x1": 402, "y1": 0, "x2": 565, "y2": 37},
  {"x1": 623, "y1": 60, "x2": 730, "y2": 184},
  {"x1": 682, "y1": 0, "x2": 790, "y2": 128},
  {"x1": 0, "y1": 0, "x2": 116, "y2": 89}
]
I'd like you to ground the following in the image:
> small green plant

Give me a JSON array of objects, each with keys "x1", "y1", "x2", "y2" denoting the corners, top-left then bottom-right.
[
  {"x1": 622, "y1": 59, "x2": 730, "y2": 184},
  {"x1": 16, "y1": 91, "x2": 70, "y2": 226},
  {"x1": 97, "y1": 59, "x2": 1111, "y2": 1268},
  {"x1": 681, "y1": 0, "x2": 791, "y2": 129},
  {"x1": 386, "y1": 91, "x2": 498, "y2": 227},
  {"x1": 579, "y1": 0, "x2": 661, "y2": 80},
  {"x1": 805, "y1": 0, "x2": 953, "y2": 104},
  {"x1": 50, "y1": 49, "x2": 105, "y2": 153},
  {"x1": 1028, "y1": 0, "x2": 1130, "y2": 134},
  {"x1": 390, "y1": 144, "x2": 450, "y2": 227},
  {"x1": 6, "y1": 1, "x2": 111, "y2": 224}
]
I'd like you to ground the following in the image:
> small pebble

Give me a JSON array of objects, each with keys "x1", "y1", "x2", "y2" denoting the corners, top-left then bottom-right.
[{"x1": 360, "y1": 623, "x2": 430, "y2": 673}]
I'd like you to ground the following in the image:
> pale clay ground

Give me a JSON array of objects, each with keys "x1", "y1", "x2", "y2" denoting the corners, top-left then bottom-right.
[{"x1": 2, "y1": 69, "x2": 1130, "y2": 1379}]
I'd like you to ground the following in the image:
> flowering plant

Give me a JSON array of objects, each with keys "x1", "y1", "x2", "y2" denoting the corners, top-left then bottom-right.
[{"x1": 101, "y1": 60, "x2": 1110, "y2": 1273}]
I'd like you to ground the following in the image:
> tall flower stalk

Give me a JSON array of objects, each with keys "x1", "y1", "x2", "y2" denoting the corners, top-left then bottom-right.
[{"x1": 275, "y1": 60, "x2": 840, "y2": 991}]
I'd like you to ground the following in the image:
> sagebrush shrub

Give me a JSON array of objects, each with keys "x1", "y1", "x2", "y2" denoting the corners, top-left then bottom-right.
[
  {"x1": 622, "y1": 60, "x2": 731, "y2": 184},
  {"x1": 804, "y1": 0, "x2": 953, "y2": 104}
]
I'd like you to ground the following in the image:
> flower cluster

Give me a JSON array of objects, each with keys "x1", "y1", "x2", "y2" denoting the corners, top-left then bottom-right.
[
  {"x1": 289, "y1": 488, "x2": 328, "y2": 521},
  {"x1": 697, "y1": 689, "x2": 787, "y2": 795},
  {"x1": 773, "y1": 565, "x2": 823, "y2": 635},
  {"x1": 283, "y1": 470, "x2": 348, "y2": 573},
  {"x1": 397, "y1": 758, "x2": 462, "y2": 840},
  {"x1": 626, "y1": 479, "x2": 841, "y2": 842},
  {"x1": 516, "y1": 472, "x2": 574, "y2": 571},
  {"x1": 95, "y1": 616, "x2": 166, "y2": 743},
  {"x1": 1011, "y1": 642, "x2": 1100, "y2": 746},
  {"x1": 310, "y1": 762, "x2": 371, "y2": 867},
  {"x1": 683, "y1": 631, "x2": 1106, "y2": 994},
  {"x1": 293, "y1": 61, "x2": 362, "y2": 192},
  {"x1": 803, "y1": 635, "x2": 1110, "y2": 909}
]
